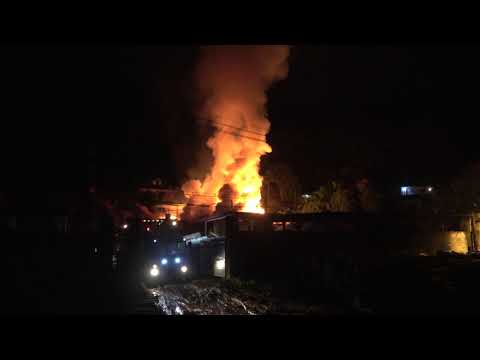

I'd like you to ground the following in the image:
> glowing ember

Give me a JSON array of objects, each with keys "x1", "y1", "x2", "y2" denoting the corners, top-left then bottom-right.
[{"x1": 182, "y1": 46, "x2": 290, "y2": 217}]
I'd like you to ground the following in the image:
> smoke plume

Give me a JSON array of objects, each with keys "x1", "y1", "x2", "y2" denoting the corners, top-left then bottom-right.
[{"x1": 182, "y1": 46, "x2": 290, "y2": 220}]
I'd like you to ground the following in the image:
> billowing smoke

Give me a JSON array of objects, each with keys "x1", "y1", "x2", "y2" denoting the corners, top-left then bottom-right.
[
  {"x1": 216, "y1": 183, "x2": 241, "y2": 214},
  {"x1": 182, "y1": 45, "x2": 290, "y2": 220}
]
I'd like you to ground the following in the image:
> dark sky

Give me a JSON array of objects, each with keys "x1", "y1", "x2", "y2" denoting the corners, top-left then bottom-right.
[
  {"x1": 2, "y1": 44, "x2": 479, "y2": 194},
  {"x1": 267, "y1": 45, "x2": 480, "y2": 191}
]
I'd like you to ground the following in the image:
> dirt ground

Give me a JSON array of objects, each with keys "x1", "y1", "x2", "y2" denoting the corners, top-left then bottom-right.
[
  {"x1": 140, "y1": 278, "x2": 356, "y2": 315},
  {"x1": 140, "y1": 254, "x2": 480, "y2": 316}
]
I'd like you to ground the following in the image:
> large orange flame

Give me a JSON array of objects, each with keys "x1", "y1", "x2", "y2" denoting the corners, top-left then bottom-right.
[{"x1": 182, "y1": 46, "x2": 290, "y2": 217}]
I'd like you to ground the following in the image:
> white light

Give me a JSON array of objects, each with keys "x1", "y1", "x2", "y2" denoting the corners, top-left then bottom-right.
[
  {"x1": 175, "y1": 257, "x2": 181, "y2": 264},
  {"x1": 302, "y1": 194, "x2": 311, "y2": 199},
  {"x1": 161, "y1": 258, "x2": 168, "y2": 265},
  {"x1": 180, "y1": 266, "x2": 188, "y2": 273},
  {"x1": 216, "y1": 258, "x2": 225, "y2": 270},
  {"x1": 175, "y1": 306, "x2": 183, "y2": 315},
  {"x1": 152, "y1": 264, "x2": 157, "y2": 269},
  {"x1": 153, "y1": 239, "x2": 157, "y2": 243},
  {"x1": 122, "y1": 224, "x2": 128, "y2": 229},
  {"x1": 147, "y1": 227, "x2": 150, "y2": 231},
  {"x1": 428, "y1": 187, "x2": 433, "y2": 192},
  {"x1": 94, "y1": 248, "x2": 98, "y2": 253},
  {"x1": 150, "y1": 268, "x2": 159, "y2": 277},
  {"x1": 172, "y1": 220, "x2": 177, "y2": 226}
]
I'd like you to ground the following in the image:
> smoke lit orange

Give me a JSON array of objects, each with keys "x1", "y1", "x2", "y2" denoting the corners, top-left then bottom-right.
[{"x1": 182, "y1": 46, "x2": 290, "y2": 217}]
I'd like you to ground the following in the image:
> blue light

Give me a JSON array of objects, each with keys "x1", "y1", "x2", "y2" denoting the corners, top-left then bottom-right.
[
  {"x1": 175, "y1": 257, "x2": 181, "y2": 264},
  {"x1": 161, "y1": 258, "x2": 168, "y2": 265}
]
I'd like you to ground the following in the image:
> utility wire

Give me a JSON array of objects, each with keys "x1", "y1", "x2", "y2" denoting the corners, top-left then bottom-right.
[
  {"x1": 220, "y1": 129, "x2": 267, "y2": 143},
  {"x1": 198, "y1": 122, "x2": 269, "y2": 144},
  {"x1": 206, "y1": 120, "x2": 267, "y2": 137},
  {"x1": 182, "y1": 203, "x2": 215, "y2": 207},
  {"x1": 213, "y1": 127, "x2": 268, "y2": 144},
  {"x1": 184, "y1": 192, "x2": 218, "y2": 198}
]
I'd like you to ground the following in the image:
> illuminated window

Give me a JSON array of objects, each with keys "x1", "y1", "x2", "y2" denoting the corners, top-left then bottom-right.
[
  {"x1": 272, "y1": 221, "x2": 284, "y2": 231},
  {"x1": 285, "y1": 221, "x2": 297, "y2": 231}
]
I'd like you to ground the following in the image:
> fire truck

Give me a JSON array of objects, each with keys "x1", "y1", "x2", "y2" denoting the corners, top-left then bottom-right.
[
  {"x1": 139, "y1": 211, "x2": 227, "y2": 286},
  {"x1": 141, "y1": 215, "x2": 193, "y2": 286}
]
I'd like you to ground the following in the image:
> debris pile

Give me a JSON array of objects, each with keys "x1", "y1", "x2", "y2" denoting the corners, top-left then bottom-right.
[
  {"x1": 151, "y1": 280, "x2": 268, "y2": 315},
  {"x1": 148, "y1": 279, "x2": 349, "y2": 315}
]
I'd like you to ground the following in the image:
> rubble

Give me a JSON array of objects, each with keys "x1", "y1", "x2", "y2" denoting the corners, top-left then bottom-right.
[{"x1": 145, "y1": 278, "x2": 352, "y2": 315}]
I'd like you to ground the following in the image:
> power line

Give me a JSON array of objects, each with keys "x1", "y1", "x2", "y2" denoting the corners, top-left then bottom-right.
[
  {"x1": 182, "y1": 203, "x2": 215, "y2": 207},
  {"x1": 184, "y1": 192, "x2": 218, "y2": 198},
  {"x1": 198, "y1": 122, "x2": 269, "y2": 144},
  {"x1": 214, "y1": 128, "x2": 268, "y2": 144},
  {"x1": 206, "y1": 120, "x2": 267, "y2": 137}
]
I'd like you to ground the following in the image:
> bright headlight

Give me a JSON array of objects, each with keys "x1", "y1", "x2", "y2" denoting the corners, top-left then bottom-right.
[
  {"x1": 161, "y1": 258, "x2": 168, "y2": 265},
  {"x1": 180, "y1": 266, "x2": 188, "y2": 273},
  {"x1": 175, "y1": 257, "x2": 181, "y2": 264},
  {"x1": 216, "y1": 258, "x2": 225, "y2": 270},
  {"x1": 150, "y1": 267, "x2": 159, "y2": 277}
]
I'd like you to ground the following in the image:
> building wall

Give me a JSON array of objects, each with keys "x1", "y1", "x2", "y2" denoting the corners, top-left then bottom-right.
[
  {"x1": 414, "y1": 231, "x2": 468, "y2": 255},
  {"x1": 222, "y1": 213, "x2": 476, "y2": 280}
]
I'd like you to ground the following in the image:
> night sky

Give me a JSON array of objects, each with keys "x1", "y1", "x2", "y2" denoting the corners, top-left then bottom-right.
[{"x1": 2, "y1": 44, "x2": 480, "y2": 196}]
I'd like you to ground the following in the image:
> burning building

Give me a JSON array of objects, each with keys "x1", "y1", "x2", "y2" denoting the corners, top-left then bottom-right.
[
  {"x1": 181, "y1": 46, "x2": 291, "y2": 221},
  {"x1": 137, "y1": 183, "x2": 187, "y2": 221}
]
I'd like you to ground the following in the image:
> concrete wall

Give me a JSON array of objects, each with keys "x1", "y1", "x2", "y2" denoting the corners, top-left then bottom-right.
[
  {"x1": 224, "y1": 214, "x2": 476, "y2": 281},
  {"x1": 413, "y1": 231, "x2": 468, "y2": 255},
  {"x1": 445, "y1": 232, "x2": 469, "y2": 254},
  {"x1": 188, "y1": 242, "x2": 225, "y2": 277},
  {"x1": 474, "y1": 213, "x2": 480, "y2": 252}
]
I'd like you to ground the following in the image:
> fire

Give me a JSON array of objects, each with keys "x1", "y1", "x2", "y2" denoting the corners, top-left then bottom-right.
[
  {"x1": 181, "y1": 46, "x2": 290, "y2": 218},
  {"x1": 183, "y1": 121, "x2": 271, "y2": 215},
  {"x1": 230, "y1": 156, "x2": 266, "y2": 214}
]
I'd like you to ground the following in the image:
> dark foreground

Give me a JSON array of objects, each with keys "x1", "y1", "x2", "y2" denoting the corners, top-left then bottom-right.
[
  {"x1": 3, "y1": 234, "x2": 480, "y2": 316},
  {"x1": 360, "y1": 253, "x2": 480, "y2": 315},
  {"x1": 138, "y1": 278, "x2": 353, "y2": 315}
]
